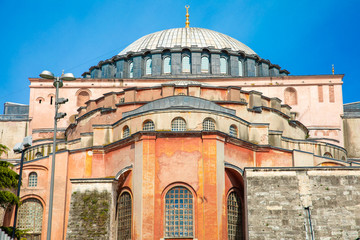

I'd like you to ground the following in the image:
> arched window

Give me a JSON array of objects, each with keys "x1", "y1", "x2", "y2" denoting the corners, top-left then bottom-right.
[
  {"x1": 284, "y1": 87, "x2": 297, "y2": 105},
  {"x1": 145, "y1": 58, "x2": 152, "y2": 75},
  {"x1": 238, "y1": 60, "x2": 243, "y2": 76},
  {"x1": 202, "y1": 118, "x2": 215, "y2": 131},
  {"x1": 227, "y1": 191, "x2": 243, "y2": 240},
  {"x1": 123, "y1": 126, "x2": 130, "y2": 138},
  {"x1": 50, "y1": 96, "x2": 53, "y2": 105},
  {"x1": 165, "y1": 186, "x2": 193, "y2": 238},
  {"x1": 220, "y1": 58, "x2": 227, "y2": 74},
  {"x1": 35, "y1": 152, "x2": 43, "y2": 159},
  {"x1": 229, "y1": 125, "x2": 238, "y2": 137},
  {"x1": 324, "y1": 152, "x2": 333, "y2": 158},
  {"x1": 143, "y1": 120, "x2": 155, "y2": 131},
  {"x1": 163, "y1": 57, "x2": 171, "y2": 74},
  {"x1": 129, "y1": 62, "x2": 134, "y2": 78},
  {"x1": 171, "y1": 118, "x2": 186, "y2": 131},
  {"x1": 77, "y1": 90, "x2": 90, "y2": 107},
  {"x1": 182, "y1": 56, "x2": 191, "y2": 73},
  {"x1": 201, "y1": 56, "x2": 209, "y2": 73},
  {"x1": 117, "y1": 192, "x2": 132, "y2": 240},
  {"x1": 29, "y1": 172, "x2": 38, "y2": 187},
  {"x1": 17, "y1": 199, "x2": 43, "y2": 238}
]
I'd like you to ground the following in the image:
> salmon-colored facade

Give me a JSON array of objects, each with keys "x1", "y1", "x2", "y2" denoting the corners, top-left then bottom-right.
[{"x1": 2, "y1": 26, "x2": 355, "y2": 240}]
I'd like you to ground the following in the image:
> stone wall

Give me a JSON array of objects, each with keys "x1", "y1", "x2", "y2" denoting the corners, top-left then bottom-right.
[
  {"x1": 66, "y1": 179, "x2": 116, "y2": 240},
  {"x1": 245, "y1": 168, "x2": 360, "y2": 240}
]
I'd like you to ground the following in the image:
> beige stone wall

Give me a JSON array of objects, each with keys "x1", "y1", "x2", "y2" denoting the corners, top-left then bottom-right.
[
  {"x1": 246, "y1": 168, "x2": 360, "y2": 239},
  {"x1": 0, "y1": 120, "x2": 28, "y2": 160},
  {"x1": 343, "y1": 118, "x2": 360, "y2": 158}
]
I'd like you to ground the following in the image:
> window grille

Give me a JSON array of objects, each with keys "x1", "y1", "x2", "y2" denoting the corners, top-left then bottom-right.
[
  {"x1": 123, "y1": 126, "x2": 130, "y2": 138},
  {"x1": 220, "y1": 58, "x2": 227, "y2": 74},
  {"x1": 143, "y1": 120, "x2": 155, "y2": 131},
  {"x1": 171, "y1": 118, "x2": 186, "y2": 131},
  {"x1": 182, "y1": 56, "x2": 190, "y2": 73},
  {"x1": 201, "y1": 56, "x2": 209, "y2": 73},
  {"x1": 146, "y1": 59, "x2": 152, "y2": 75},
  {"x1": 129, "y1": 62, "x2": 134, "y2": 78},
  {"x1": 29, "y1": 172, "x2": 37, "y2": 187},
  {"x1": 117, "y1": 192, "x2": 132, "y2": 240},
  {"x1": 165, "y1": 187, "x2": 193, "y2": 238},
  {"x1": 238, "y1": 60, "x2": 243, "y2": 76},
  {"x1": 17, "y1": 199, "x2": 43, "y2": 238},
  {"x1": 164, "y1": 57, "x2": 171, "y2": 74},
  {"x1": 229, "y1": 125, "x2": 238, "y2": 137},
  {"x1": 35, "y1": 152, "x2": 43, "y2": 159},
  {"x1": 202, "y1": 118, "x2": 215, "y2": 131},
  {"x1": 227, "y1": 191, "x2": 243, "y2": 240}
]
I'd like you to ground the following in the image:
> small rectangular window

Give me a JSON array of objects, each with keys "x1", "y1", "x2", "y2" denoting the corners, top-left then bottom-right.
[
  {"x1": 329, "y1": 85, "x2": 335, "y2": 102},
  {"x1": 318, "y1": 85, "x2": 323, "y2": 102}
]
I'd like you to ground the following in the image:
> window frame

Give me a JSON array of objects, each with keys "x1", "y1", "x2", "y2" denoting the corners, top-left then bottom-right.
[
  {"x1": 229, "y1": 125, "x2": 238, "y2": 138},
  {"x1": 220, "y1": 57, "x2": 228, "y2": 74},
  {"x1": 163, "y1": 56, "x2": 171, "y2": 74},
  {"x1": 163, "y1": 185, "x2": 195, "y2": 238},
  {"x1": 202, "y1": 118, "x2": 215, "y2": 131},
  {"x1": 182, "y1": 55, "x2": 191, "y2": 73},
  {"x1": 123, "y1": 126, "x2": 130, "y2": 138},
  {"x1": 143, "y1": 120, "x2": 155, "y2": 131},
  {"x1": 171, "y1": 117, "x2": 186, "y2": 132},
  {"x1": 145, "y1": 58, "x2": 152, "y2": 75},
  {"x1": 201, "y1": 56, "x2": 209, "y2": 73},
  {"x1": 117, "y1": 190, "x2": 132, "y2": 240},
  {"x1": 28, "y1": 172, "x2": 38, "y2": 187},
  {"x1": 226, "y1": 189, "x2": 244, "y2": 240}
]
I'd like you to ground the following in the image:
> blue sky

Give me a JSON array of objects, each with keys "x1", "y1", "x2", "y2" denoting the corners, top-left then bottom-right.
[{"x1": 1, "y1": 0, "x2": 359, "y2": 113}]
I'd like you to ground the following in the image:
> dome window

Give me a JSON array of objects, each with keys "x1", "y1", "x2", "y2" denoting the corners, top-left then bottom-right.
[
  {"x1": 229, "y1": 125, "x2": 238, "y2": 137},
  {"x1": 129, "y1": 62, "x2": 134, "y2": 78},
  {"x1": 143, "y1": 120, "x2": 155, "y2": 131},
  {"x1": 238, "y1": 60, "x2": 243, "y2": 76},
  {"x1": 201, "y1": 56, "x2": 209, "y2": 73},
  {"x1": 203, "y1": 118, "x2": 215, "y2": 131},
  {"x1": 145, "y1": 58, "x2": 152, "y2": 75},
  {"x1": 123, "y1": 126, "x2": 130, "y2": 138},
  {"x1": 182, "y1": 56, "x2": 191, "y2": 73},
  {"x1": 163, "y1": 57, "x2": 171, "y2": 74},
  {"x1": 171, "y1": 117, "x2": 186, "y2": 131},
  {"x1": 220, "y1": 58, "x2": 227, "y2": 74}
]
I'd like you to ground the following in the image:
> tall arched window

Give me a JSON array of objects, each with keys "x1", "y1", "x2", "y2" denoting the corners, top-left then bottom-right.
[
  {"x1": 129, "y1": 62, "x2": 134, "y2": 78},
  {"x1": 163, "y1": 57, "x2": 171, "y2": 74},
  {"x1": 123, "y1": 126, "x2": 130, "y2": 138},
  {"x1": 284, "y1": 87, "x2": 297, "y2": 105},
  {"x1": 201, "y1": 56, "x2": 209, "y2": 73},
  {"x1": 145, "y1": 58, "x2": 152, "y2": 75},
  {"x1": 202, "y1": 118, "x2": 215, "y2": 131},
  {"x1": 171, "y1": 118, "x2": 186, "y2": 131},
  {"x1": 220, "y1": 58, "x2": 227, "y2": 74},
  {"x1": 324, "y1": 152, "x2": 333, "y2": 158},
  {"x1": 35, "y1": 152, "x2": 43, "y2": 159},
  {"x1": 117, "y1": 192, "x2": 132, "y2": 240},
  {"x1": 182, "y1": 56, "x2": 191, "y2": 73},
  {"x1": 17, "y1": 199, "x2": 43, "y2": 239},
  {"x1": 238, "y1": 60, "x2": 243, "y2": 76},
  {"x1": 227, "y1": 191, "x2": 243, "y2": 240},
  {"x1": 165, "y1": 186, "x2": 193, "y2": 238},
  {"x1": 29, "y1": 172, "x2": 38, "y2": 187},
  {"x1": 229, "y1": 125, "x2": 238, "y2": 137},
  {"x1": 77, "y1": 90, "x2": 90, "y2": 107},
  {"x1": 143, "y1": 120, "x2": 155, "y2": 131}
]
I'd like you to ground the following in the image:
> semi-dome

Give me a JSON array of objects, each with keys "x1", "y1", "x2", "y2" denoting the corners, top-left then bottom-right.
[{"x1": 119, "y1": 27, "x2": 256, "y2": 55}]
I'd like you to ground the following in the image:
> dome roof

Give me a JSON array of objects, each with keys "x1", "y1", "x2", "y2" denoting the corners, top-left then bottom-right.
[{"x1": 119, "y1": 27, "x2": 256, "y2": 55}]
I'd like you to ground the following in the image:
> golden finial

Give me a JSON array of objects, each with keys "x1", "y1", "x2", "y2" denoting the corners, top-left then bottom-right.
[
  {"x1": 185, "y1": 5, "x2": 190, "y2": 28},
  {"x1": 332, "y1": 64, "x2": 334, "y2": 75}
]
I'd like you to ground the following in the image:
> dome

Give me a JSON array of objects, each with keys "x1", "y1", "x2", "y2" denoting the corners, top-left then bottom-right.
[{"x1": 119, "y1": 27, "x2": 256, "y2": 55}]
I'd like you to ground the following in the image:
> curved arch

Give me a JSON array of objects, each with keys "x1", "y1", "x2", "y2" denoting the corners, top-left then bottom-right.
[
  {"x1": 201, "y1": 56, "x2": 209, "y2": 73},
  {"x1": 284, "y1": 87, "x2": 297, "y2": 105},
  {"x1": 202, "y1": 118, "x2": 215, "y2": 131},
  {"x1": 36, "y1": 97, "x2": 45, "y2": 104},
  {"x1": 182, "y1": 55, "x2": 191, "y2": 73},
  {"x1": 229, "y1": 125, "x2": 238, "y2": 138},
  {"x1": 227, "y1": 189, "x2": 244, "y2": 240},
  {"x1": 17, "y1": 198, "x2": 44, "y2": 237},
  {"x1": 323, "y1": 152, "x2": 333, "y2": 158},
  {"x1": 317, "y1": 162, "x2": 345, "y2": 167},
  {"x1": 115, "y1": 165, "x2": 133, "y2": 180},
  {"x1": 76, "y1": 89, "x2": 91, "y2": 107},
  {"x1": 171, "y1": 117, "x2": 186, "y2": 131},
  {"x1": 35, "y1": 152, "x2": 43, "y2": 158}
]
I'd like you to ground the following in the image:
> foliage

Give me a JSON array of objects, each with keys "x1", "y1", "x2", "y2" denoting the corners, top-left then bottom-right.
[
  {"x1": 0, "y1": 160, "x2": 20, "y2": 208},
  {"x1": 0, "y1": 144, "x2": 10, "y2": 158},
  {"x1": 0, "y1": 226, "x2": 28, "y2": 239}
]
